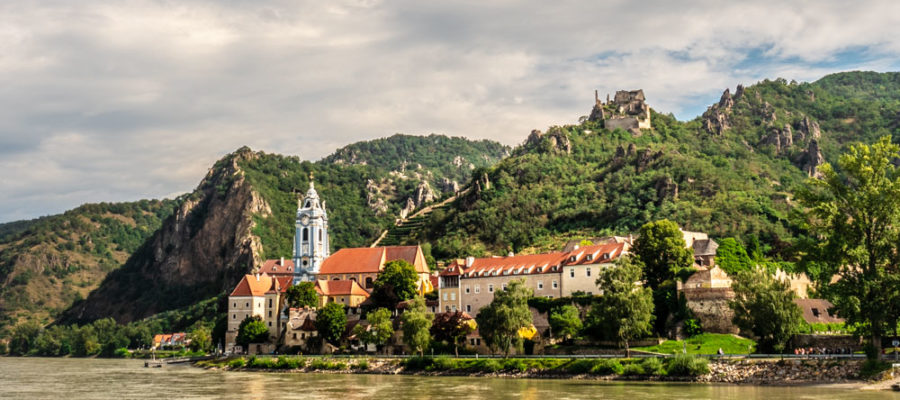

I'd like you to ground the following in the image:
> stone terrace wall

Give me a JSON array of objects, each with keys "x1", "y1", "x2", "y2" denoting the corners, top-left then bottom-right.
[{"x1": 683, "y1": 288, "x2": 738, "y2": 334}]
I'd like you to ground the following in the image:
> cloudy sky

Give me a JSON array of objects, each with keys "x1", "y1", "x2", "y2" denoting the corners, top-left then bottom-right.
[{"x1": 2, "y1": 0, "x2": 899, "y2": 223}]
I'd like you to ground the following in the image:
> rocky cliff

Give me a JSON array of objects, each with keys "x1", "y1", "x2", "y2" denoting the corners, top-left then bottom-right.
[{"x1": 58, "y1": 148, "x2": 270, "y2": 324}]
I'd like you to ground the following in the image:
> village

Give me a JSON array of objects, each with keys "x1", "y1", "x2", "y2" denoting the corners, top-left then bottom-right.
[{"x1": 216, "y1": 174, "x2": 845, "y2": 357}]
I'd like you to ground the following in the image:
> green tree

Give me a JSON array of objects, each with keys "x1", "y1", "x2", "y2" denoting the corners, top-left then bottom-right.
[
  {"x1": 632, "y1": 219, "x2": 694, "y2": 289},
  {"x1": 430, "y1": 311, "x2": 475, "y2": 357},
  {"x1": 316, "y1": 302, "x2": 347, "y2": 346},
  {"x1": 8, "y1": 321, "x2": 42, "y2": 355},
  {"x1": 353, "y1": 307, "x2": 393, "y2": 351},
  {"x1": 188, "y1": 326, "x2": 213, "y2": 353},
  {"x1": 72, "y1": 325, "x2": 101, "y2": 356},
  {"x1": 401, "y1": 296, "x2": 433, "y2": 356},
  {"x1": 475, "y1": 279, "x2": 533, "y2": 356},
  {"x1": 729, "y1": 268, "x2": 803, "y2": 353},
  {"x1": 586, "y1": 256, "x2": 654, "y2": 356},
  {"x1": 549, "y1": 305, "x2": 582, "y2": 342},
  {"x1": 236, "y1": 316, "x2": 269, "y2": 347},
  {"x1": 798, "y1": 136, "x2": 900, "y2": 359},
  {"x1": 715, "y1": 238, "x2": 754, "y2": 275},
  {"x1": 371, "y1": 259, "x2": 419, "y2": 308},
  {"x1": 286, "y1": 282, "x2": 318, "y2": 309}
]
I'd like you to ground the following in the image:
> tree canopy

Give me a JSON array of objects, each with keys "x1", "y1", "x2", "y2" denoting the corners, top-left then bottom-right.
[
  {"x1": 236, "y1": 316, "x2": 269, "y2": 347},
  {"x1": 353, "y1": 307, "x2": 393, "y2": 350},
  {"x1": 715, "y1": 238, "x2": 754, "y2": 275},
  {"x1": 400, "y1": 296, "x2": 433, "y2": 356},
  {"x1": 798, "y1": 135, "x2": 900, "y2": 358},
  {"x1": 475, "y1": 279, "x2": 533, "y2": 356},
  {"x1": 430, "y1": 311, "x2": 475, "y2": 357},
  {"x1": 286, "y1": 282, "x2": 318, "y2": 309},
  {"x1": 549, "y1": 304, "x2": 582, "y2": 342},
  {"x1": 729, "y1": 268, "x2": 803, "y2": 353},
  {"x1": 371, "y1": 259, "x2": 419, "y2": 309},
  {"x1": 632, "y1": 219, "x2": 694, "y2": 289},
  {"x1": 586, "y1": 256, "x2": 654, "y2": 356},
  {"x1": 316, "y1": 302, "x2": 347, "y2": 346}
]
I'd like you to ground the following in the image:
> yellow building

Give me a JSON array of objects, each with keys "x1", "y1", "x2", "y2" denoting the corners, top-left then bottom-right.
[{"x1": 315, "y1": 279, "x2": 370, "y2": 308}]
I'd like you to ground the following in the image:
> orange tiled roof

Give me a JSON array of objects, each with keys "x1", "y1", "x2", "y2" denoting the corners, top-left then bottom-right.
[
  {"x1": 456, "y1": 243, "x2": 626, "y2": 278},
  {"x1": 267, "y1": 276, "x2": 293, "y2": 294},
  {"x1": 259, "y1": 259, "x2": 295, "y2": 276},
  {"x1": 315, "y1": 279, "x2": 370, "y2": 297},
  {"x1": 230, "y1": 274, "x2": 274, "y2": 297},
  {"x1": 319, "y1": 245, "x2": 428, "y2": 275}
]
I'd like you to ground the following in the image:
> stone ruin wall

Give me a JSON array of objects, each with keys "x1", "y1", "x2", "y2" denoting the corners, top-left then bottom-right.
[{"x1": 683, "y1": 287, "x2": 739, "y2": 334}]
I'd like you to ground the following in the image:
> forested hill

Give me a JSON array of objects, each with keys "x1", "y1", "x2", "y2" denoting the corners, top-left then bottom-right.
[
  {"x1": 412, "y1": 71, "x2": 900, "y2": 263},
  {"x1": 0, "y1": 200, "x2": 176, "y2": 332}
]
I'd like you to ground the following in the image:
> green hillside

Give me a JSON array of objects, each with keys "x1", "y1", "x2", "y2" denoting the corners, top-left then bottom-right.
[{"x1": 414, "y1": 72, "x2": 900, "y2": 262}]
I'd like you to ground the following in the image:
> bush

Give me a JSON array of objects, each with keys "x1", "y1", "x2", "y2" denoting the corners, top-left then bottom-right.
[
  {"x1": 473, "y1": 359, "x2": 502, "y2": 373},
  {"x1": 249, "y1": 356, "x2": 276, "y2": 369},
  {"x1": 309, "y1": 359, "x2": 348, "y2": 370},
  {"x1": 113, "y1": 348, "x2": 130, "y2": 358},
  {"x1": 353, "y1": 359, "x2": 369, "y2": 370},
  {"x1": 859, "y1": 359, "x2": 891, "y2": 379},
  {"x1": 622, "y1": 363, "x2": 645, "y2": 375},
  {"x1": 684, "y1": 319, "x2": 703, "y2": 337},
  {"x1": 403, "y1": 356, "x2": 435, "y2": 371},
  {"x1": 639, "y1": 357, "x2": 666, "y2": 375},
  {"x1": 590, "y1": 359, "x2": 624, "y2": 375},
  {"x1": 501, "y1": 358, "x2": 529, "y2": 373},
  {"x1": 227, "y1": 358, "x2": 246, "y2": 368},
  {"x1": 666, "y1": 354, "x2": 709, "y2": 376},
  {"x1": 275, "y1": 356, "x2": 303, "y2": 369},
  {"x1": 428, "y1": 357, "x2": 457, "y2": 371},
  {"x1": 563, "y1": 359, "x2": 596, "y2": 374}
]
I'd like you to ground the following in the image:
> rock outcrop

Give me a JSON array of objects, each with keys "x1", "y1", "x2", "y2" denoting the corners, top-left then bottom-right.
[
  {"x1": 365, "y1": 179, "x2": 390, "y2": 215},
  {"x1": 798, "y1": 116, "x2": 821, "y2": 141},
  {"x1": 526, "y1": 128, "x2": 571, "y2": 154},
  {"x1": 761, "y1": 124, "x2": 794, "y2": 154},
  {"x1": 439, "y1": 177, "x2": 460, "y2": 194},
  {"x1": 59, "y1": 148, "x2": 269, "y2": 324},
  {"x1": 701, "y1": 87, "x2": 744, "y2": 135},
  {"x1": 802, "y1": 139, "x2": 825, "y2": 178},
  {"x1": 412, "y1": 180, "x2": 436, "y2": 207}
]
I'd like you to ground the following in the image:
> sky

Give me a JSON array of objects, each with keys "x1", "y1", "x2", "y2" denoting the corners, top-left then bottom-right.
[{"x1": 2, "y1": 0, "x2": 900, "y2": 223}]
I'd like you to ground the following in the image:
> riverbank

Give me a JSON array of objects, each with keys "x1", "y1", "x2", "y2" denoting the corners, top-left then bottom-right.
[{"x1": 197, "y1": 355, "x2": 873, "y2": 386}]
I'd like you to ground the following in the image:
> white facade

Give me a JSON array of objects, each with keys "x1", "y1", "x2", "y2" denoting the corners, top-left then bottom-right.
[{"x1": 293, "y1": 178, "x2": 330, "y2": 284}]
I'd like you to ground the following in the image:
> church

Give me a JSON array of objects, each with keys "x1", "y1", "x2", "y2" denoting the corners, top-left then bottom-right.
[{"x1": 224, "y1": 176, "x2": 433, "y2": 353}]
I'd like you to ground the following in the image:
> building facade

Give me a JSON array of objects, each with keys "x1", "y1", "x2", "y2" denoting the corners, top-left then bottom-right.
[
  {"x1": 317, "y1": 245, "x2": 433, "y2": 292},
  {"x1": 225, "y1": 273, "x2": 291, "y2": 352}
]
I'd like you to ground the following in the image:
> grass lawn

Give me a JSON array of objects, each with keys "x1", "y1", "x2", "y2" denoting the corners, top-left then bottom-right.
[{"x1": 634, "y1": 333, "x2": 756, "y2": 355}]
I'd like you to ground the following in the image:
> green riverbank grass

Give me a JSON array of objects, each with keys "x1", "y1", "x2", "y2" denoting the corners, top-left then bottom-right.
[{"x1": 634, "y1": 334, "x2": 756, "y2": 355}]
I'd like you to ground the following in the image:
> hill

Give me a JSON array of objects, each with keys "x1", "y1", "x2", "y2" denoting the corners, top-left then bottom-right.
[{"x1": 410, "y1": 72, "x2": 900, "y2": 263}]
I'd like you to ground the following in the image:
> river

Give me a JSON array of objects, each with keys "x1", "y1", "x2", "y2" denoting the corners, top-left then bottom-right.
[{"x1": 0, "y1": 357, "x2": 895, "y2": 399}]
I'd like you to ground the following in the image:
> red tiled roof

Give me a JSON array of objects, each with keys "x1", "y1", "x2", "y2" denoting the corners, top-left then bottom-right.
[
  {"x1": 267, "y1": 276, "x2": 293, "y2": 294},
  {"x1": 259, "y1": 259, "x2": 295, "y2": 276},
  {"x1": 230, "y1": 274, "x2": 274, "y2": 297},
  {"x1": 454, "y1": 243, "x2": 626, "y2": 278},
  {"x1": 315, "y1": 279, "x2": 370, "y2": 297},
  {"x1": 794, "y1": 298, "x2": 844, "y2": 324},
  {"x1": 319, "y1": 245, "x2": 428, "y2": 275}
]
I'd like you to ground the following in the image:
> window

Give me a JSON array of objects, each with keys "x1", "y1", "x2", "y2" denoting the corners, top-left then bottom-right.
[
  {"x1": 475, "y1": 285, "x2": 480, "y2": 293},
  {"x1": 812, "y1": 308, "x2": 820, "y2": 317},
  {"x1": 268, "y1": 322, "x2": 271, "y2": 327},
  {"x1": 586, "y1": 254, "x2": 593, "y2": 261},
  {"x1": 586, "y1": 268, "x2": 591, "y2": 277},
  {"x1": 232, "y1": 302, "x2": 236, "y2": 308},
  {"x1": 502, "y1": 283, "x2": 507, "y2": 291},
  {"x1": 366, "y1": 277, "x2": 373, "y2": 288},
  {"x1": 303, "y1": 228, "x2": 309, "y2": 241},
  {"x1": 450, "y1": 292, "x2": 456, "y2": 301},
  {"x1": 466, "y1": 305, "x2": 472, "y2": 312},
  {"x1": 547, "y1": 295, "x2": 554, "y2": 299},
  {"x1": 293, "y1": 333, "x2": 297, "y2": 340},
  {"x1": 465, "y1": 286, "x2": 470, "y2": 294},
  {"x1": 268, "y1": 311, "x2": 272, "y2": 317},
  {"x1": 488, "y1": 284, "x2": 494, "y2": 293},
  {"x1": 233, "y1": 314, "x2": 236, "y2": 319},
  {"x1": 246, "y1": 302, "x2": 249, "y2": 307},
  {"x1": 445, "y1": 306, "x2": 450, "y2": 312},
  {"x1": 451, "y1": 305, "x2": 457, "y2": 312},
  {"x1": 269, "y1": 299, "x2": 273, "y2": 307},
  {"x1": 552, "y1": 280, "x2": 558, "y2": 289},
  {"x1": 443, "y1": 292, "x2": 448, "y2": 301},
  {"x1": 537, "y1": 281, "x2": 543, "y2": 290},
  {"x1": 570, "y1": 270, "x2": 575, "y2": 278}
]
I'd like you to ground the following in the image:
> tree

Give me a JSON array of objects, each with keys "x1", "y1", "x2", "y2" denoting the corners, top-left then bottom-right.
[
  {"x1": 798, "y1": 136, "x2": 900, "y2": 359},
  {"x1": 715, "y1": 238, "x2": 754, "y2": 275},
  {"x1": 371, "y1": 259, "x2": 419, "y2": 309},
  {"x1": 632, "y1": 219, "x2": 694, "y2": 289},
  {"x1": 236, "y1": 316, "x2": 269, "y2": 348},
  {"x1": 475, "y1": 279, "x2": 533, "y2": 356},
  {"x1": 8, "y1": 321, "x2": 42, "y2": 355},
  {"x1": 549, "y1": 305, "x2": 582, "y2": 342},
  {"x1": 286, "y1": 282, "x2": 318, "y2": 309},
  {"x1": 631, "y1": 220, "x2": 693, "y2": 335},
  {"x1": 586, "y1": 256, "x2": 654, "y2": 357},
  {"x1": 316, "y1": 302, "x2": 347, "y2": 346},
  {"x1": 430, "y1": 311, "x2": 475, "y2": 357},
  {"x1": 401, "y1": 296, "x2": 433, "y2": 356},
  {"x1": 729, "y1": 268, "x2": 803, "y2": 353},
  {"x1": 352, "y1": 308, "x2": 393, "y2": 352},
  {"x1": 188, "y1": 326, "x2": 213, "y2": 353}
]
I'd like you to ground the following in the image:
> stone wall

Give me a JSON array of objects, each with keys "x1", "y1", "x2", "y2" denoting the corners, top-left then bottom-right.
[
  {"x1": 703, "y1": 359, "x2": 861, "y2": 384},
  {"x1": 683, "y1": 288, "x2": 738, "y2": 334}
]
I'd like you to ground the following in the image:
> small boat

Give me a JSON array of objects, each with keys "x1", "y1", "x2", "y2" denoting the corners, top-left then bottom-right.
[{"x1": 891, "y1": 383, "x2": 899, "y2": 392}]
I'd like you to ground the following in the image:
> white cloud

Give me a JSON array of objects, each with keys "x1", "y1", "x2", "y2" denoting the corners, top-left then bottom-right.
[{"x1": 0, "y1": 0, "x2": 899, "y2": 221}]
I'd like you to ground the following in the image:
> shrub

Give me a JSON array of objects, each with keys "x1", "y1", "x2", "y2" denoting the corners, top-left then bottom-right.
[
  {"x1": 428, "y1": 357, "x2": 457, "y2": 371},
  {"x1": 249, "y1": 356, "x2": 276, "y2": 368},
  {"x1": 310, "y1": 359, "x2": 348, "y2": 370},
  {"x1": 403, "y1": 356, "x2": 435, "y2": 371},
  {"x1": 622, "y1": 363, "x2": 645, "y2": 375},
  {"x1": 590, "y1": 359, "x2": 623, "y2": 375},
  {"x1": 473, "y1": 359, "x2": 502, "y2": 373},
  {"x1": 666, "y1": 354, "x2": 709, "y2": 376},
  {"x1": 227, "y1": 358, "x2": 246, "y2": 368},
  {"x1": 501, "y1": 358, "x2": 529, "y2": 373},
  {"x1": 275, "y1": 356, "x2": 303, "y2": 369},
  {"x1": 113, "y1": 348, "x2": 130, "y2": 358},
  {"x1": 353, "y1": 359, "x2": 369, "y2": 370},
  {"x1": 684, "y1": 319, "x2": 703, "y2": 337},
  {"x1": 859, "y1": 359, "x2": 891, "y2": 379},
  {"x1": 639, "y1": 357, "x2": 666, "y2": 375},
  {"x1": 563, "y1": 359, "x2": 596, "y2": 374}
]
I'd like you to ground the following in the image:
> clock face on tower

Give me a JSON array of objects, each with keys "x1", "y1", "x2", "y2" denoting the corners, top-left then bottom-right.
[{"x1": 300, "y1": 215, "x2": 310, "y2": 225}]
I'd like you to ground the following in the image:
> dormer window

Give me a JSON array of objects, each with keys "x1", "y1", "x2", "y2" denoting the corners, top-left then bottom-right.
[
  {"x1": 586, "y1": 254, "x2": 593, "y2": 261},
  {"x1": 601, "y1": 253, "x2": 610, "y2": 260},
  {"x1": 569, "y1": 256, "x2": 577, "y2": 262}
]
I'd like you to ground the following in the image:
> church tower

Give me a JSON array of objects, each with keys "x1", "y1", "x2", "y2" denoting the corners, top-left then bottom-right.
[{"x1": 292, "y1": 174, "x2": 330, "y2": 284}]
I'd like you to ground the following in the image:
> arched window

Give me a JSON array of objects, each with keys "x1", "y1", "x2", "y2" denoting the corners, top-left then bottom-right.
[
  {"x1": 319, "y1": 229, "x2": 323, "y2": 241},
  {"x1": 302, "y1": 228, "x2": 308, "y2": 241},
  {"x1": 365, "y1": 277, "x2": 374, "y2": 288}
]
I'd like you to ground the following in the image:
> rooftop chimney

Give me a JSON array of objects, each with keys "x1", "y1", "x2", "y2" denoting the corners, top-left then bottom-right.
[
  {"x1": 466, "y1": 256, "x2": 475, "y2": 267},
  {"x1": 280, "y1": 257, "x2": 284, "y2": 266}
]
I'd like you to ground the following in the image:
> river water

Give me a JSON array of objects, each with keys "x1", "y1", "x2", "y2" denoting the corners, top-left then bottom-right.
[{"x1": 0, "y1": 357, "x2": 895, "y2": 399}]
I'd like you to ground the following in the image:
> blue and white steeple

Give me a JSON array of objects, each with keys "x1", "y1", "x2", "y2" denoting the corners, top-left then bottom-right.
[{"x1": 292, "y1": 173, "x2": 330, "y2": 284}]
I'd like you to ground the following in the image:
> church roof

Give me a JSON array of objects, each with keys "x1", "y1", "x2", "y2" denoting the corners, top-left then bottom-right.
[
  {"x1": 259, "y1": 259, "x2": 295, "y2": 276},
  {"x1": 318, "y1": 245, "x2": 428, "y2": 275},
  {"x1": 230, "y1": 274, "x2": 274, "y2": 297}
]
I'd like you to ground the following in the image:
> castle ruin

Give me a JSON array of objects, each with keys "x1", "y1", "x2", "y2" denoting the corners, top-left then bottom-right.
[{"x1": 588, "y1": 89, "x2": 652, "y2": 135}]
